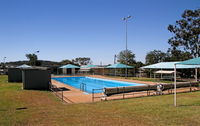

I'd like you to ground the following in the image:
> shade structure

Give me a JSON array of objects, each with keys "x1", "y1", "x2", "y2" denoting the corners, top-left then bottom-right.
[
  {"x1": 81, "y1": 64, "x2": 97, "y2": 68},
  {"x1": 107, "y1": 63, "x2": 133, "y2": 68},
  {"x1": 173, "y1": 57, "x2": 200, "y2": 107},
  {"x1": 141, "y1": 62, "x2": 200, "y2": 69},
  {"x1": 59, "y1": 64, "x2": 80, "y2": 69},
  {"x1": 154, "y1": 70, "x2": 175, "y2": 74},
  {"x1": 16, "y1": 64, "x2": 31, "y2": 68},
  {"x1": 177, "y1": 57, "x2": 200, "y2": 65}
]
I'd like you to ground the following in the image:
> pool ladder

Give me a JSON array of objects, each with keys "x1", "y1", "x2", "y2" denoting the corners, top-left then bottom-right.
[{"x1": 80, "y1": 83, "x2": 86, "y2": 92}]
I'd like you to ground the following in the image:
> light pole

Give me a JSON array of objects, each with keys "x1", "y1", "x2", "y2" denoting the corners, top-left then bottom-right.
[
  {"x1": 34, "y1": 51, "x2": 40, "y2": 54},
  {"x1": 33, "y1": 51, "x2": 39, "y2": 66},
  {"x1": 123, "y1": 15, "x2": 132, "y2": 77},
  {"x1": 3, "y1": 57, "x2": 6, "y2": 64},
  {"x1": 114, "y1": 54, "x2": 117, "y2": 64}
]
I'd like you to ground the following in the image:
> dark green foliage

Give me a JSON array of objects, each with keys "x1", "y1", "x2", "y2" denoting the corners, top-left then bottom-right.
[
  {"x1": 60, "y1": 59, "x2": 73, "y2": 65},
  {"x1": 165, "y1": 49, "x2": 193, "y2": 61},
  {"x1": 168, "y1": 9, "x2": 200, "y2": 57},
  {"x1": 25, "y1": 54, "x2": 40, "y2": 66},
  {"x1": 72, "y1": 57, "x2": 92, "y2": 65},
  {"x1": 117, "y1": 50, "x2": 136, "y2": 65},
  {"x1": 145, "y1": 50, "x2": 167, "y2": 65}
]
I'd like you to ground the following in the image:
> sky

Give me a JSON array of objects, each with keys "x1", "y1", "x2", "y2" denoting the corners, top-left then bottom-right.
[{"x1": 0, "y1": 0, "x2": 199, "y2": 65}]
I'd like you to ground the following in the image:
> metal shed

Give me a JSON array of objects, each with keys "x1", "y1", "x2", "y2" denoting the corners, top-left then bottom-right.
[
  {"x1": 8, "y1": 68, "x2": 22, "y2": 82},
  {"x1": 8, "y1": 64, "x2": 32, "y2": 82},
  {"x1": 22, "y1": 68, "x2": 51, "y2": 90}
]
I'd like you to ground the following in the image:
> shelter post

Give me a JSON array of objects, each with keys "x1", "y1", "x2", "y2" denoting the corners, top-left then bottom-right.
[
  {"x1": 195, "y1": 68, "x2": 198, "y2": 82},
  {"x1": 174, "y1": 64, "x2": 177, "y2": 107}
]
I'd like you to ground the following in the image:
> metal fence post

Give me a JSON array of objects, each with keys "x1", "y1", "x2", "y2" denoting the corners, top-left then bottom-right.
[
  {"x1": 92, "y1": 89, "x2": 94, "y2": 102},
  {"x1": 123, "y1": 87, "x2": 125, "y2": 99},
  {"x1": 62, "y1": 90, "x2": 63, "y2": 102}
]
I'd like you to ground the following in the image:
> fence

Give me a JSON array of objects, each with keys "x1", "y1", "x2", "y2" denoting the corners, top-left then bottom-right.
[
  {"x1": 92, "y1": 88, "x2": 104, "y2": 102},
  {"x1": 49, "y1": 84, "x2": 73, "y2": 103},
  {"x1": 101, "y1": 82, "x2": 200, "y2": 101}
]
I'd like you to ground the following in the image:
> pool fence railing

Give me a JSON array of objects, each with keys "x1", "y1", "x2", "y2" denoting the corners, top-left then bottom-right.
[
  {"x1": 101, "y1": 82, "x2": 200, "y2": 100},
  {"x1": 49, "y1": 83, "x2": 73, "y2": 103}
]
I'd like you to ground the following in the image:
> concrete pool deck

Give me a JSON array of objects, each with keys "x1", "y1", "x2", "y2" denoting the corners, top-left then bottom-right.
[{"x1": 51, "y1": 75, "x2": 199, "y2": 103}]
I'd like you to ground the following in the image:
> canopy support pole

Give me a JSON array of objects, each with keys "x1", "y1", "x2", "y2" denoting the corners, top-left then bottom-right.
[
  {"x1": 174, "y1": 64, "x2": 177, "y2": 107},
  {"x1": 195, "y1": 68, "x2": 198, "y2": 82}
]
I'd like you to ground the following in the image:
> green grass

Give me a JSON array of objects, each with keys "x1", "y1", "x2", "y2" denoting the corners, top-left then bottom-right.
[{"x1": 1, "y1": 75, "x2": 200, "y2": 126}]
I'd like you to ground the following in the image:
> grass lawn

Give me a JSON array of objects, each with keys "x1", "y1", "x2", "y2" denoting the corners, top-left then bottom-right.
[{"x1": 1, "y1": 75, "x2": 200, "y2": 126}]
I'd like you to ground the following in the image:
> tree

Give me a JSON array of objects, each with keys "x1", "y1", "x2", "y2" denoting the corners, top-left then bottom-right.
[
  {"x1": 117, "y1": 50, "x2": 136, "y2": 65},
  {"x1": 26, "y1": 54, "x2": 40, "y2": 66},
  {"x1": 168, "y1": 9, "x2": 200, "y2": 57},
  {"x1": 145, "y1": 50, "x2": 167, "y2": 65},
  {"x1": 60, "y1": 59, "x2": 73, "y2": 65},
  {"x1": 72, "y1": 57, "x2": 92, "y2": 65},
  {"x1": 165, "y1": 48, "x2": 192, "y2": 61}
]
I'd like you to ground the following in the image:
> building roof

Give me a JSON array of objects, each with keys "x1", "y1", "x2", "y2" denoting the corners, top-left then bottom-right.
[
  {"x1": 177, "y1": 57, "x2": 200, "y2": 65},
  {"x1": 81, "y1": 64, "x2": 97, "y2": 68},
  {"x1": 141, "y1": 62, "x2": 200, "y2": 69},
  {"x1": 59, "y1": 64, "x2": 80, "y2": 69},
  {"x1": 107, "y1": 63, "x2": 134, "y2": 68},
  {"x1": 16, "y1": 64, "x2": 32, "y2": 68}
]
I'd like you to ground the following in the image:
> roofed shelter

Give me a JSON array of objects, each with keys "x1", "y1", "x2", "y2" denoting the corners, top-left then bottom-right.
[
  {"x1": 141, "y1": 62, "x2": 200, "y2": 78},
  {"x1": 106, "y1": 63, "x2": 134, "y2": 76},
  {"x1": 174, "y1": 57, "x2": 200, "y2": 106},
  {"x1": 59, "y1": 64, "x2": 80, "y2": 75},
  {"x1": 79, "y1": 65, "x2": 98, "y2": 74}
]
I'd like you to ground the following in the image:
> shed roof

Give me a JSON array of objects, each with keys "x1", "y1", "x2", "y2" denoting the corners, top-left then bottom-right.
[{"x1": 16, "y1": 64, "x2": 31, "y2": 68}]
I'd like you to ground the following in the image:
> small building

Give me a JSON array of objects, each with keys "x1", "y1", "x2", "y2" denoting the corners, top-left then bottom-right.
[
  {"x1": 8, "y1": 64, "x2": 31, "y2": 82},
  {"x1": 22, "y1": 68, "x2": 51, "y2": 90}
]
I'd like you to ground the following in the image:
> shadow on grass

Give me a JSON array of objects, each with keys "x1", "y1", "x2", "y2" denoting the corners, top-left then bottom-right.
[{"x1": 16, "y1": 107, "x2": 28, "y2": 110}]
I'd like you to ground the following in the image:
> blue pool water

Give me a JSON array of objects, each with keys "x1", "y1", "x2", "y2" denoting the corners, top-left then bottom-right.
[{"x1": 52, "y1": 76, "x2": 145, "y2": 94}]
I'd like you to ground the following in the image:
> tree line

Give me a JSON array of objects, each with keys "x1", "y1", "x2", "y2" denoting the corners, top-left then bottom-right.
[{"x1": 146, "y1": 9, "x2": 199, "y2": 65}]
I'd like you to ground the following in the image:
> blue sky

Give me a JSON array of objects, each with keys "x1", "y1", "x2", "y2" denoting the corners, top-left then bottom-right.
[{"x1": 0, "y1": 0, "x2": 199, "y2": 65}]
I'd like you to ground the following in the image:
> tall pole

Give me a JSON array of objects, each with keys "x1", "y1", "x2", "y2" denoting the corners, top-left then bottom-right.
[
  {"x1": 125, "y1": 19, "x2": 128, "y2": 78},
  {"x1": 33, "y1": 51, "x2": 39, "y2": 66},
  {"x1": 114, "y1": 55, "x2": 117, "y2": 64},
  {"x1": 195, "y1": 68, "x2": 198, "y2": 82},
  {"x1": 123, "y1": 16, "x2": 131, "y2": 78},
  {"x1": 174, "y1": 64, "x2": 177, "y2": 107},
  {"x1": 3, "y1": 57, "x2": 6, "y2": 65}
]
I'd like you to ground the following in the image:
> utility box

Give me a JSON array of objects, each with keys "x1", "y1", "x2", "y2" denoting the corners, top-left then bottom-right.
[
  {"x1": 22, "y1": 69, "x2": 51, "y2": 90},
  {"x1": 8, "y1": 68, "x2": 22, "y2": 82}
]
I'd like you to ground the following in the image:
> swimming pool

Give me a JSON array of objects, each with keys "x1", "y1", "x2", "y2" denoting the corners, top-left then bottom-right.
[{"x1": 52, "y1": 76, "x2": 145, "y2": 93}]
